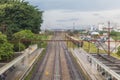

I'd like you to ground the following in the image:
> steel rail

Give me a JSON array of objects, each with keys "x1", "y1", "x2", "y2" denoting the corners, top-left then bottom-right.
[
  {"x1": 52, "y1": 38, "x2": 62, "y2": 80},
  {"x1": 62, "y1": 42, "x2": 85, "y2": 80}
]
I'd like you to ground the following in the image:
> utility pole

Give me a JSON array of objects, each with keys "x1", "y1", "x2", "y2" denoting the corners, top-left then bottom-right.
[
  {"x1": 73, "y1": 22, "x2": 75, "y2": 32},
  {"x1": 108, "y1": 21, "x2": 111, "y2": 56}
]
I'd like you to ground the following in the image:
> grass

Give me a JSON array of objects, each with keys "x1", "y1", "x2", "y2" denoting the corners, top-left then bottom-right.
[
  {"x1": 41, "y1": 35, "x2": 48, "y2": 40},
  {"x1": 48, "y1": 35, "x2": 52, "y2": 40},
  {"x1": 67, "y1": 35, "x2": 108, "y2": 54},
  {"x1": 111, "y1": 53, "x2": 120, "y2": 60},
  {"x1": 66, "y1": 36, "x2": 106, "y2": 54},
  {"x1": 38, "y1": 35, "x2": 52, "y2": 48},
  {"x1": 83, "y1": 41, "x2": 120, "y2": 59},
  {"x1": 71, "y1": 35, "x2": 120, "y2": 60},
  {"x1": 25, "y1": 49, "x2": 46, "y2": 80},
  {"x1": 112, "y1": 36, "x2": 120, "y2": 40},
  {"x1": 67, "y1": 41, "x2": 78, "y2": 48},
  {"x1": 83, "y1": 41, "x2": 96, "y2": 53},
  {"x1": 109, "y1": 34, "x2": 120, "y2": 59},
  {"x1": 83, "y1": 41, "x2": 106, "y2": 54}
]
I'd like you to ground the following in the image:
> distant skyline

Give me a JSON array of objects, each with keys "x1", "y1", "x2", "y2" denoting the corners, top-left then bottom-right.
[{"x1": 25, "y1": 0, "x2": 120, "y2": 29}]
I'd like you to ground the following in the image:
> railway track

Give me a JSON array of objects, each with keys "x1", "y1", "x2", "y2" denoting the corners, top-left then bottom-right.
[
  {"x1": 29, "y1": 32, "x2": 86, "y2": 80},
  {"x1": 39, "y1": 35, "x2": 63, "y2": 80},
  {"x1": 30, "y1": 36, "x2": 57, "y2": 80},
  {"x1": 30, "y1": 41, "x2": 52, "y2": 80},
  {"x1": 93, "y1": 54, "x2": 120, "y2": 75},
  {"x1": 94, "y1": 54, "x2": 120, "y2": 64},
  {"x1": 52, "y1": 42, "x2": 62, "y2": 80},
  {"x1": 61, "y1": 42, "x2": 85, "y2": 80}
]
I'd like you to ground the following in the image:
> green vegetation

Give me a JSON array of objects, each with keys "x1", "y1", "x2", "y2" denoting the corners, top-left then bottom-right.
[
  {"x1": 68, "y1": 32, "x2": 120, "y2": 59},
  {"x1": 12, "y1": 30, "x2": 48, "y2": 52},
  {"x1": 67, "y1": 30, "x2": 80, "y2": 36},
  {"x1": 99, "y1": 31, "x2": 107, "y2": 35},
  {"x1": 0, "y1": 0, "x2": 43, "y2": 61},
  {"x1": 83, "y1": 41, "x2": 96, "y2": 53},
  {"x1": 83, "y1": 41, "x2": 106, "y2": 54},
  {"x1": 12, "y1": 30, "x2": 34, "y2": 49},
  {"x1": 13, "y1": 42, "x2": 25, "y2": 52},
  {"x1": 0, "y1": 32, "x2": 13, "y2": 60},
  {"x1": 0, "y1": 0, "x2": 43, "y2": 39},
  {"x1": 111, "y1": 53, "x2": 120, "y2": 60},
  {"x1": 45, "y1": 30, "x2": 54, "y2": 36},
  {"x1": 0, "y1": 29, "x2": 48, "y2": 60},
  {"x1": 110, "y1": 31, "x2": 120, "y2": 40},
  {"x1": 109, "y1": 31, "x2": 120, "y2": 59},
  {"x1": 67, "y1": 41, "x2": 78, "y2": 48},
  {"x1": 117, "y1": 46, "x2": 120, "y2": 56},
  {"x1": 37, "y1": 34, "x2": 48, "y2": 48}
]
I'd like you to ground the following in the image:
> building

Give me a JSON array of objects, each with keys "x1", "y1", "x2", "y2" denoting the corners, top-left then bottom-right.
[
  {"x1": 98, "y1": 23, "x2": 113, "y2": 32},
  {"x1": 98, "y1": 23, "x2": 105, "y2": 31}
]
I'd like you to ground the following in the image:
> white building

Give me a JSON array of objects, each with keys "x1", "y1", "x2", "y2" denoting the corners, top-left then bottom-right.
[
  {"x1": 90, "y1": 25, "x2": 97, "y2": 31},
  {"x1": 113, "y1": 26, "x2": 120, "y2": 32},
  {"x1": 98, "y1": 23, "x2": 105, "y2": 31},
  {"x1": 98, "y1": 23, "x2": 113, "y2": 32}
]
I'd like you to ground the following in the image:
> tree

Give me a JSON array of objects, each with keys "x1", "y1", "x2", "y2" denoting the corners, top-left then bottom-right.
[
  {"x1": 73, "y1": 30, "x2": 80, "y2": 34},
  {"x1": 110, "y1": 31, "x2": 118, "y2": 36},
  {"x1": 13, "y1": 42, "x2": 25, "y2": 52},
  {"x1": 12, "y1": 30, "x2": 44, "y2": 51},
  {"x1": 13, "y1": 30, "x2": 34, "y2": 40},
  {"x1": 0, "y1": 0, "x2": 8, "y2": 4},
  {"x1": 0, "y1": 0, "x2": 43, "y2": 38},
  {"x1": 0, "y1": 32, "x2": 13, "y2": 60},
  {"x1": 13, "y1": 30, "x2": 34, "y2": 49}
]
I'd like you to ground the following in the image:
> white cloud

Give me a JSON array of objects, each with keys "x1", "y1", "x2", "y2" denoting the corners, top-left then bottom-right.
[
  {"x1": 25, "y1": 0, "x2": 120, "y2": 29},
  {"x1": 41, "y1": 9, "x2": 120, "y2": 29},
  {"x1": 26, "y1": 0, "x2": 120, "y2": 11}
]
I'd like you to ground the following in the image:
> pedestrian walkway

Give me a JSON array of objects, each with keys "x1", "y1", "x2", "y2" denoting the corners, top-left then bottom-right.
[{"x1": 71, "y1": 48, "x2": 104, "y2": 80}]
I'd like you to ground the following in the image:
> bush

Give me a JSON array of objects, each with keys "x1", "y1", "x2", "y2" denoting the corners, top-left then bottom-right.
[
  {"x1": 14, "y1": 42, "x2": 25, "y2": 52},
  {"x1": 0, "y1": 33, "x2": 14, "y2": 61}
]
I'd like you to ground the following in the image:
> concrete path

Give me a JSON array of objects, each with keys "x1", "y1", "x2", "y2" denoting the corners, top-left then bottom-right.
[
  {"x1": 71, "y1": 48, "x2": 104, "y2": 80},
  {"x1": 5, "y1": 48, "x2": 44, "y2": 80}
]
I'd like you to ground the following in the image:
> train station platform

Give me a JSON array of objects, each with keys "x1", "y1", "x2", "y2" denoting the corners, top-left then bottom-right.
[
  {"x1": 71, "y1": 48, "x2": 105, "y2": 80},
  {"x1": 0, "y1": 48, "x2": 44, "y2": 80},
  {"x1": 11, "y1": 48, "x2": 43, "y2": 80},
  {"x1": 92, "y1": 54, "x2": 120, "y2": 78},
  {"x1": 71, "y1": 47, "x2": 120, "y2": 80}
]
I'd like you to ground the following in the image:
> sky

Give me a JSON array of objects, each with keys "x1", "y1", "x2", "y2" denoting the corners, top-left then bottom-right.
[{"x1": 25, "y1": 0, "x2": 120, "y2": 30}]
